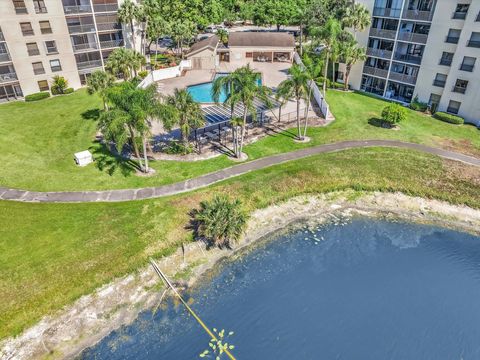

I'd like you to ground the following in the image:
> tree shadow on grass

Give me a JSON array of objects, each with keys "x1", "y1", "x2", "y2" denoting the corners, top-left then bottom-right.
[
  {"x1": 264, "y1": 123, "x2": 298, "y2": 139},
  {"x1": 89, "y1": 141, "x2": 138, "y2": 177},
  {"x1": 368, "y1": 117, "x2": 388, "y2": 128},
  {"x1": 81, "y1": 108, "x2": 101, "y2": 121}
]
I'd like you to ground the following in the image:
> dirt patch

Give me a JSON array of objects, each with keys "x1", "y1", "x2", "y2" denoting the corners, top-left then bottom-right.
[
  {"x1": 436, "y1": 138, "x2": 480, "y2": 158},
  {"x1": 443, "y1": 159, "x2": 480, "y2": 187}
]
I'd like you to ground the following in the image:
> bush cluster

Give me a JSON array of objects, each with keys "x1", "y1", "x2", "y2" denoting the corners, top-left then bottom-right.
[
  {"x1": 25, "y1": 92, "x2": 50, "y2": 102},
  {"x1": 409, "y1": 96, "x2": 428, "y2": 112},
  {"x1": 381, "y1": 103, "x2": 407, "y2": 126},
  {"x1": 433, "y1": 111, "x2": 464, "y2": 125}
]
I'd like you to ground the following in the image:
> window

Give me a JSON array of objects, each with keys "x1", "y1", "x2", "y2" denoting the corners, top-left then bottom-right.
[
  {"x1": 433, "y1": 73, "x2": 447, "y2": 88},
  {"x1": 39, "y1": 21, "x2": 52, "y2": 35},
  {"x1": 20, "y1": 22, "x2": 34, "y2": 36},
  {"x1": 33, "y1": 0, "x2": 47, "y2": 13},
  {"x1": 44, "y1": 40, "x2": 58, "y2": 54},
  {"x1": 446, "y1": 29, "x2": 461, "y2": 43},
  {"x1": 13, "y1": 0, "x2": 27, "y2": 14},
  {"x1": 439, "y1": 52, "x2": 454, "y2": 66},
  {"x1": 468, "y1": 32, "x2": 480, "y2": 48},
  {"x1": 49, "y1": 59, "x2": 62, "y2": 72},
  {"x1": 32, "y1": 62, "x2": 45, "y2": 75},
  {"x1": 460, "y1": 56, "x2": 476, "y2": 72},
  {"x1": 245, "y1": 52, "x2": 253, "y2": 58},
  {"x1": 429, "y1": 93, "x2": 441, "y2": 112},
  {"x1": 453, "y1": 4, "x2": 469, "y2": 19},
  {"x1": 447, "y1": 100, "x2": 461, "y2": 114},
  {"x1": 37, "y1": 80, "x2": 49, "y2": 91},
  {"x1": 453, "y1": 79, "x2": 468, "y2": 94},
  {"x1": 26, "y1": 42, "x2": 40, "y2": 56}
]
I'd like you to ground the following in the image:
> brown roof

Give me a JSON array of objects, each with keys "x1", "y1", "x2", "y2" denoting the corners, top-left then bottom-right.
[
  {"x1": 187, "y1": 35, "x2": 219, "y2": 56},
  {"x1": 228, "y1": 32, "x2": 295, "y2": 48}
]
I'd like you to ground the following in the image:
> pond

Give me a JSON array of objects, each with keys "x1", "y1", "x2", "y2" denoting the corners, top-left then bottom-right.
[{"x1": 80, "y1": 218, "x2": 480, "y2": 359}]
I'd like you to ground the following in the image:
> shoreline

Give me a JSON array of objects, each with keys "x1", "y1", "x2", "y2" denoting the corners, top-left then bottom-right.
[{"x1": 2, "y1": 191, "x2": 480, "y2": 359}]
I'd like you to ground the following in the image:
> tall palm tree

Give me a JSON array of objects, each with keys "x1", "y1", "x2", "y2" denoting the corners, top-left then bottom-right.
[
  {"x1": 344, "y1": 3, "x2": 371, "y2": 39},
  {"x1": 276, "y1": 64, "x2": 309, "y2": 140},
  {"x1": 118, "y1": 0, "x2": 138, "y2": 51},
  {"x1": 86, "y1": 70, "x2": 115, "y2": 110},
  {"x1": 130, "y1": 50, "x2": 146, "y2": 77},
  {"x1": 313, "y1": 17, "x2": 342, "y2": 94},
  {"x1": 165, "y1": 89, "x2": 205, "y2": 147},
  {"x1": 339, "y1": 40, "x2": 367, "y2": 91},
  {"x1": 105, "y1": 48, "x2": 133, "y2": 80}
]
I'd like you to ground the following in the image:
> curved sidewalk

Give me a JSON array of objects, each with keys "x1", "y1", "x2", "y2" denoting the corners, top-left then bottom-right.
[{"x1": 1, "y1": 140, "x2": 479, "y2": 203}]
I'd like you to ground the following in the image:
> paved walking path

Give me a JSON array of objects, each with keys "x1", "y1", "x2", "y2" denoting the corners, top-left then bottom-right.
[{"x1": 1, "y1": 140, "x2": 479, "y2": 203}]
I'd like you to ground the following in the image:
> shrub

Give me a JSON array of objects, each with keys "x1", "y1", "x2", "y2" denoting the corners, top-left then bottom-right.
[
  {"x1": 381, "y1": 103, "x2": 407, "y2": 127},
  {"x1": 194, "y1": 195, "x2": 249, "y2": 248},
  {"x1": 433, "y1": 111, "x2": 464, "y2": 125},
  {"x1": 64, "y1": 88, "x2": 74, "y2": 94},
  {"x1": 25, "y1": 92, "x2": 50, "y2": 102},
  {"x1": 138, "y1": 70, "x2": 148, "y2": 79},
  {"x1": 50, "y1": 75, "x2": 68, "y2": 95},
  {"x1": 409, "y1": 96, "x2": 428, "y2": 112},
  {"x1": 164, "y1": 141, "x2": 195, "y2": 155}
]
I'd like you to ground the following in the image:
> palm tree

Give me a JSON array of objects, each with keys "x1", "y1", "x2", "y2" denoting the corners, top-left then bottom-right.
[
  {"x1": 118, "y1": 0, "x2": 138, "y2": 51},
  {"x1": 301, "y1": 56, "x2": 322, "y2": 137},
  {"x1": 105, "y1": 48, "x2": 133, "y2": 80},
  {"x1": 344, "y1": 3, "x2": 371, "y2": 39},
  {"x1": 86, "y1": 70, "x2": 115, "y2": 110},
  {"x1": 276, "y1": 64, "x2": 309, "y2": 140},
  {"x1": 339, "y1": 40, "x2": 367, "y2": 91},
  {"x1": 313, "y1": 17, "x2": 342, "y2": 94},
  {"x1": 165, "y1": 89, "x2": 205, "y2": 147},
  {"x1": 130, "y1": 50, "x2": 146, "y2": 77}
]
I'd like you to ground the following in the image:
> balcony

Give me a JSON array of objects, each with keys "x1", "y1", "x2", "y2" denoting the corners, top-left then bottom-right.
[
  {"x1": 68, "y1": 24, "x2": 96, "y2": 34},
  {"x1": 467, "y1": 40, "x2": 480, "y2": 48},
  {"x1": 363, "y1": 66, "x2": 388, "y2": 78},
  {"x1": 433, "y1": 79, "x2": 446, "y2": 87},
  {"x1": 366, "y1": 48, "x2": 393, "y2": 59},
  {"x1": 402, "y1": 9, "x2": 434, "y2": 22},
  {"x1": 453, "y1": 86, "x2": 466, "y2": 94},
  {"x1": 388, "y1": 72, "x2": 417, "y2": 85},
  {"x1": 397, "y1": 32, "x2": 428, "y2": 44},
  {"x1": 373, "y1": 7, "x2": 401, "y2": 18},
  {"x1": 96, "y1": 22, "x2": 121, "y2": 31},
  {"x1": 72, "y1": 42, "x2": 99, "y2": 52},
  {"x1": 0, "y1": 72, "x2": 18, "y2": 83},
  {"x1": 100, "y1": 39, "x2": 123, "y2": 49},
  {"x1": 394, "y1": 53, "x2": 422, "y2": 65},
  {"x1": 63, "y1": 5, "x2": 92, "y2": 14},
  {"x1": 460, "y1": 63, "x2": 474, "y2": 72},
  {"x1": 452, "y1": 12, "x2": 467, "y2": 20},
  {"x1": 76, "y1": 59, "x2": 102, "y2": 70},
  {"x1": 93, "y1": 4, "x2": 118, "y2": 12},
  {"x1": 0, "y1": 53, "x2": 11, "y2": 62},
  {"x1": 446, "y1": 36, "x2": 460, "y2": 44},
  {"x1": 369, "y1": 28, "x2": 397, "y2": 40}
]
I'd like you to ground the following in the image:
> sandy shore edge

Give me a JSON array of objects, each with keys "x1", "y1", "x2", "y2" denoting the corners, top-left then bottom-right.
[{"x1": 2, "y1": 190, "x2": 480, "y2": 359}]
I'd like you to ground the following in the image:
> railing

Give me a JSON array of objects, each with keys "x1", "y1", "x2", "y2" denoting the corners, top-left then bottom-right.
[
  {"x1": 138, "y1": 60, "x2": 191, "y2": 89},
  {"x1": 0, "y1": 72, "x2": 18, "y2": 83},
  {"x1": 373, "y1": 7, "x2": 401, "y2": 18},
  {"x1": 93, "y1": 4, "x2": 118, "y2": 12},
  {"x1": 369, "y1": 28, "x2": 397, "y2": 40},
  {"x1": 76, "y1": 59, "x2": 103, "y2": 70},
  {"x1": 394, "y1": 53, "x2": 422, "y2": 65},
  {"x1": 433, "y1": 79, "x2": 446, "y2": 87},
  {"x1": 467, "y1": 40, "x2": 480, "y2": 48},
  {"x1": 63, "y1": 5, "x2": 92, "y2": 14},
  {"x1": 68, "y1": 24, "x2": 96, "y2": 34},
  {"x1": 397, "y1": 32, "x2": 428, "y2": 44},
  {"x1": 72, "y1": 42, "x2": 99, "y2": 52},
  {"x1": 453, "y1": 86, "x2": 466, "y2": 94},
  {"x1": 446, "y1": 36, "x2": 460, "y2": 44},
  {"x1": 460, "y1": 63, "x2": 474, "y2": 72},
  {"x1": 452, "y1": 12, "x2": 467, "y2": 20},
  {"x1": 439, "y1": 58, "x2": 452, "y2": 66},
  {"x1": 363, "y1": 66, "x2": 388, "y2": 78},
  {"x1": 402, "y1": 9, "x2": 434, "y2": 21},
  {"x1": 366, "y1": 48, "x2": 393, "y2": 59},
  {"x1": 99, "y1": 39, "x2": 123, "y2": 49},
  {"x1": 96, "y1": 22, "x2": 121, "y2": 31},
  {"x1": 294, "y1": 52, "x2": 330, "y2": 119},
  {"x1": 0, "y1": 53, "x2": 11, "y2": 62},
  {"x1": 388, "y1": 72, "x2": 417, "y2": 85}
]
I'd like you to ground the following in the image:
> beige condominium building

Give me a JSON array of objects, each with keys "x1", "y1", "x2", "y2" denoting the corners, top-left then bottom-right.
[
  {"x1": 0, "y1": 0, "x2": 128, "y2": 101},
  {"x1": 344, "y1": 0, "x2": 480, "y2": 125}
]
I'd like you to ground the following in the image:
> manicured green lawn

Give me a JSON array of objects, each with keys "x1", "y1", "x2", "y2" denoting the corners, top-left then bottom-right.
[
  {"x1": 0, "y1": 89, "x2": 478, "y2": 191},
  {"x1": 1, "y1": 147, "x2": 480, "y2": 339}
]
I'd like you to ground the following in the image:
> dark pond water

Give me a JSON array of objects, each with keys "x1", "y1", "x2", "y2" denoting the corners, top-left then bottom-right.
[{"x1": 80, "y1": 218, "x2": 480, "y2": 360}]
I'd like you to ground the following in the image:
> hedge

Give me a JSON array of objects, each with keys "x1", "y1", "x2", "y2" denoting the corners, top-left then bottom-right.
[
  {"x1": 433, "y1": 111, "x2": 464, "y2": 125},
  {"x1": 25, "y1": 92, "x2": 50, "y2": 102},
  {"x1": 64, "y1": 88, "x2": 74, "y2": 94}
]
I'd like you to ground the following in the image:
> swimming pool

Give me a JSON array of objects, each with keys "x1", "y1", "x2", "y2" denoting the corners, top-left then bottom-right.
[{"x1": 187, "y1": 73, "x2": 262, "y2": 103}]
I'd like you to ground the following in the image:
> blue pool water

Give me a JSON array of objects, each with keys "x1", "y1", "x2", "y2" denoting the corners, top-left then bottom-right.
[
  {"x1": 187, "y1": 73, "x2": 262, "y2": 103},
  {"x1": 80, "y1": 218, "x2": 480, "y2": 359}
]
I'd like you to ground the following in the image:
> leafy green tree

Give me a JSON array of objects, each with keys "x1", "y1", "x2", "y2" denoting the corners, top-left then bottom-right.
[
  {"x1": 195, "y1": 195, "x2": 248, "y2": 248},
  {"x1": 105, "y1": 48, "x2": 145, "y2": 80},
  {"x1": 344, "y1": 3, "x2": 371, "y2": 38},
  {"x1": 165, "y1": 88, "x2": 205, "y2": 146},
  {"x1": 171, "y1": 19, "x2": 197, "y2": 58},
  {"x1": 381, "y1": 103, "x2": 407, "y2": 127},
  {"x1": 118, "y1": 0, "x2": 139, "y2": 50},
  {"x1": 217, "y1": 28, "x2": 229, "y2": 45},
  {"x1": 86, "y1": 70, "x2": 115, "y2": 110},
  {"x1": 50, "y1": 75, "x2": 68, "y2": 95}
]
